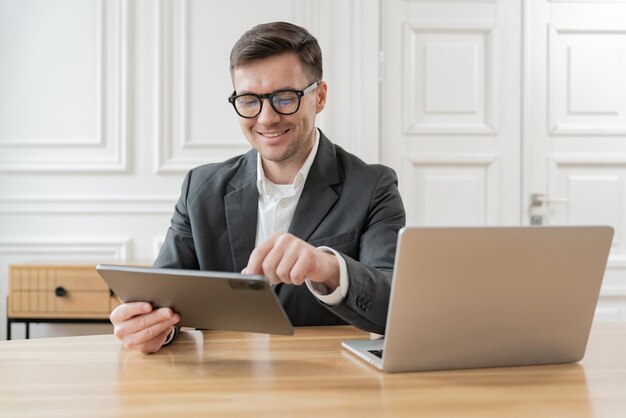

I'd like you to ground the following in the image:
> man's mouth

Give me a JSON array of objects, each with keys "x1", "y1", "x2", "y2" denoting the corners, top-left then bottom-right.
[{"x1": 258, "y1": 129, "x2": 289, "y2": 138}]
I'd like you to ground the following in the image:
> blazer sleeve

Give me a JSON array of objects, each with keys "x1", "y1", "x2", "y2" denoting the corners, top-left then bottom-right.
[
  {"x1": 153, "y1": 170, "x2": 200, "y2": 270},
  {"x1": 325, "y1": 167, "x2": 405, "y2": 335}
]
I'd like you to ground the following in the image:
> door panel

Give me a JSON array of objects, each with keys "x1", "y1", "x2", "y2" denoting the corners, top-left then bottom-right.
[
  {"x1": 383, "y1": 0, "x2": 626, "y2": 321},
  {"x1": 524, "y1": 0, "x2": 626, "y2": 320},
  {"x1": 382, "y1": 0, "x2": 521, "y2": 227}
]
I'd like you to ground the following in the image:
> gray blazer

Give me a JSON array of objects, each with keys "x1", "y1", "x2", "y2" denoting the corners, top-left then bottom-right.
[{"x1": 154, "y1": 131, "x2": 406, "y2": 334}]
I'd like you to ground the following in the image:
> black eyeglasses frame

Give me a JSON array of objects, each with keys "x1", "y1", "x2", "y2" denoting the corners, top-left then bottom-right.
[{"x1": 227, "y1": 81, "x2": 320, "y2": 119}]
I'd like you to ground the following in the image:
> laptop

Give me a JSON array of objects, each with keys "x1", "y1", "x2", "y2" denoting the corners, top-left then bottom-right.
[{"x1": 342, "y1": 226, "x2": 614, "y2": 372}]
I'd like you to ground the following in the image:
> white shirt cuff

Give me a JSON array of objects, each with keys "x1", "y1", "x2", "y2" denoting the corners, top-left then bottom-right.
[
  {"x1": 305, "y1": 246, "x2": 349, "y2": 306},
  {"x1": 161, "y1": 327, "x2": 177, "y2": 346}
]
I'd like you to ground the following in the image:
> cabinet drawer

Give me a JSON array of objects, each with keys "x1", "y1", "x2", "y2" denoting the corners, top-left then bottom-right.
[
  {"x1": 9, "y1": 267, "x2": 51, "y2": 290},
  {"x1": 55, "y1": 291, "x2": 111, "y2": 313},
  {"x1": 9, "y1": 267, "x2": 109, "y2": 291},
  {"x1": 55, "y1": 269, "x2": 109, "y2": 291},
  {"x1": 8, "y1": 262, "x2": 147, "y2": 320},
  {"x1": 10, "y1": 290, "x2": 111, "y2": 316}
]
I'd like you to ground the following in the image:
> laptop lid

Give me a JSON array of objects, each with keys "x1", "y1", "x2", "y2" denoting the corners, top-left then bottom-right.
[{"x1": 346, "y1": 226, "x2": 613, "y2": 373}]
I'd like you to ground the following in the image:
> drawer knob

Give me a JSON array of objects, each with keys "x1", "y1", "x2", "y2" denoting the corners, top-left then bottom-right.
[{"x1": 55, "y1": 286, "x2": 67, "y2": 297}]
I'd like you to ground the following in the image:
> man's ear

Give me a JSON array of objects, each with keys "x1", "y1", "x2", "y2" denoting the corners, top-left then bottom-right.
[{"x1": 315, "y1": 81, "x2": 328, "y2": 114}]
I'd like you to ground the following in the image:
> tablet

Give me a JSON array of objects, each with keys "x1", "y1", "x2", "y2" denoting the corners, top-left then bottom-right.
[{"x1": 96, "y1": 264, "x2": 294, "y2": 335}]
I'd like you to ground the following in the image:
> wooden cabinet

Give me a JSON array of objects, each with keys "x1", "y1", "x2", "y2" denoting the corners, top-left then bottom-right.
[{"x1": 6, "y1": 261, "x2": 127, "y2": 339}]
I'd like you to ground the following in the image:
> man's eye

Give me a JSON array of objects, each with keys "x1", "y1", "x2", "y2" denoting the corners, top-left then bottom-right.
[
  {"x1": 237, "y1": 98, "x2": 259, "y2": 108},
  {"x1": 278, "y1": 98, "x2": 295, "y2": 106},
  {"x1": 274, "y1": 94, "x2": 297, "y2": 107}
]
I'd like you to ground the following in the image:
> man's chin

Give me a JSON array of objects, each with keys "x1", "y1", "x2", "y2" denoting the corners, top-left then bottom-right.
[{"x1": 258, "y1": 152, "x2": 291, "y2": 164}]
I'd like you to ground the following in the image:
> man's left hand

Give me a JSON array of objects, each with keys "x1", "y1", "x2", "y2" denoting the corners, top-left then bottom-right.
[{"x1": 242, "y1": 232, "x2": 340, "y2": 291}]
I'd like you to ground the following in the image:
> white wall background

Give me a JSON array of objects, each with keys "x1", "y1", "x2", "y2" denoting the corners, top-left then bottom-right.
[
  {"x1": 2, "y1": 0, "x2": 626, "y2": 340},
  {"x1": 0, "y1": 0, "x2": 379, "y2": 339}
]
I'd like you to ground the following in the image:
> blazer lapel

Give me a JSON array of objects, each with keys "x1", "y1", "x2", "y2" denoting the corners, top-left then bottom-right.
[
  {"x1": 288, "y1": 132, "x2": 341, "y2": 242},
  {"x1": 224, "y1": 151, "x2": 258, "y2": 272}
]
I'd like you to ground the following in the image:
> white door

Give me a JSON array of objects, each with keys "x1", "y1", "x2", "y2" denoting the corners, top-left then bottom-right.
[
  {"x1": 381, "y1": 0, "x2": 522, "y2": 227},
  {"x1": 524, "y1": 0, "x2": 626, "y2": 321},
  {"x1": 382, "y1": 0, "x2": 626, "y2": 321}
]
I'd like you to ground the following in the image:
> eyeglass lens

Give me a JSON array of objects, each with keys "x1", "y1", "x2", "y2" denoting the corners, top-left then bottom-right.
[{"x1": 234, "y1": 91, "x2": 300, "y2": 118}]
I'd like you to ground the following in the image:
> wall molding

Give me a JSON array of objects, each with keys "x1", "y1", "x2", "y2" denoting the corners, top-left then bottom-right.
[
  {"x1": 0, "y1": 195, "x2": 177, "y2": 215},
  {"x1": 550, "y1": 154, "x2": 626, "y2": 166},
  {"x1": 406, "y1": 154, "x2": 497, "y2": 165},
  {"x1": 154, "y1": 0, "x2": 250, "y2": 174},
  {"x1": 0, "y1": 237, "x2": 132, "y2": 260},
  {"x1": 600, "y1": 287, "x2": 626, "y2": 297},
  {"x1": 549, "y1": 0, "x2": 626, "y2": 3},
  {"x1": 407, "y1": 0, "x2": 496, "y2": 2},
  {"x1": 0, "y1": 0, "x2": 129, "y2": 173}
]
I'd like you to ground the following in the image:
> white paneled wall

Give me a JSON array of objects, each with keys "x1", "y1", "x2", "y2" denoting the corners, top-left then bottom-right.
[
  {"x1": 3, "y1": 0, "x2": 625, "y2": 340},
  {"x1": 0, "y1": 0, "x2": 379, "y2": 339},
  {"x1": 0, "y1": 0, "x2": 127, "y2": 172}
]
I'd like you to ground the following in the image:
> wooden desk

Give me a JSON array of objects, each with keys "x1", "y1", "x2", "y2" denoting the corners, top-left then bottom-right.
[{"x1": 1, "y1": 325, "x2": 625, "y2": 417}]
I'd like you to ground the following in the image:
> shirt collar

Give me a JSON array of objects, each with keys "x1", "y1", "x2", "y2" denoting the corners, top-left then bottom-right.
[{"x1": 256, "y1": 128, "x2": 320, "y2": 198}]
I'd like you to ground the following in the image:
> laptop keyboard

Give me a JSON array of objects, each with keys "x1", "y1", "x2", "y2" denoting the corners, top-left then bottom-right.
[{"x1": 369, "y1": 349, "x2": 383, "y2": 358}]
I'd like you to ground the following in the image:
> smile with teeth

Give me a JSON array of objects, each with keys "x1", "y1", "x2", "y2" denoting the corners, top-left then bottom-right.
[{"x1": 259, "y1": 129, "x2": 289, "y2": 138}]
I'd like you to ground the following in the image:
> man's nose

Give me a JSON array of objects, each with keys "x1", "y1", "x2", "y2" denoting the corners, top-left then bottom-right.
[{"x1": 256, "y1": 98, "x2": 281, "y2": 125}]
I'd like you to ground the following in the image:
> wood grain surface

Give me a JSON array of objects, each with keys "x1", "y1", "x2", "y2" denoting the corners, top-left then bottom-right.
[{"x1": 1, "y1": 325, "x2": 625, "y2": 417}]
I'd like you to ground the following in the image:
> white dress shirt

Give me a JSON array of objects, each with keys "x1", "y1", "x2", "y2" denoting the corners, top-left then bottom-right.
[
  {"x1": 163, "y1": 129, "x2": 349, "y2": 346},
  {"x1": 255, "y1": 128, "x2": 349, "y2": 306}
]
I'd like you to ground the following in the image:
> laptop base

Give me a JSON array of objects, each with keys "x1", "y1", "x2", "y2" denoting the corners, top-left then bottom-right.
[{"x1": 342, "y1": 339, "x2": 384, "y2": 370}]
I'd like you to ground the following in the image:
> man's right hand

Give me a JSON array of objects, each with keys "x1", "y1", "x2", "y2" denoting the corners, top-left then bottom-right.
[{"x1": 110, "y1": 302, "x2": 181, "y2": 354}]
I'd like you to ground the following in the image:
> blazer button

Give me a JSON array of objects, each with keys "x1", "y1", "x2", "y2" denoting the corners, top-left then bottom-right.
[{"x1": 356, "y1": 294, "x2": 368, "y2": 310}]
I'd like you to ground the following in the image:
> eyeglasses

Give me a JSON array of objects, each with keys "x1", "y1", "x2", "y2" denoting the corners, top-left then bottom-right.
[{"x1": 228, "y1": 81, "x2": 320, "y2": 119}]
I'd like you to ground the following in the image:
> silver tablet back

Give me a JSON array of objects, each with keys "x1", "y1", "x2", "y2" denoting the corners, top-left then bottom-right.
[{"x1": 97, "y1": 265, "x2": 294, "y2": 335}]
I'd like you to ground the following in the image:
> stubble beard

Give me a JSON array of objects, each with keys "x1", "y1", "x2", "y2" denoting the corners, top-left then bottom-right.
[{"x1": 258, "y1": 126, "x2": 315, "y2": 167}]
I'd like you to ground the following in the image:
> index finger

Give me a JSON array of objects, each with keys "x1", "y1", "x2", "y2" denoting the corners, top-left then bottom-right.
[
  {"x1": 243, "y1": 233, "x2": 280, "y2": 274},
  {"x1": 110, "y1": 301, "x2": 152, "y2": 324}
]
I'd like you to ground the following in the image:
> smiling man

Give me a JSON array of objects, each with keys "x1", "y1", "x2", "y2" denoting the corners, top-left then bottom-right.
[{"x1": 110, "y1": 22, "x2": 406, "y2": 353}]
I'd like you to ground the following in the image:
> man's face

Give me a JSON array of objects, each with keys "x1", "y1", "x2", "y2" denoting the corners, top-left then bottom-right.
[{"x1": 232, "y1": 53, "x2": 327, "y2": 170}]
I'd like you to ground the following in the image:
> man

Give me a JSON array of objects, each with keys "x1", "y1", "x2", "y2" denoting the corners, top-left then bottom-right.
[{"x1": 110, "y1": 22, "x2": 405, "y2": 353}]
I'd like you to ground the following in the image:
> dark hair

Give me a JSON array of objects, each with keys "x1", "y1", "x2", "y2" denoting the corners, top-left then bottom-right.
[{"x1": 230, "y1": 21, "x2": 323, "y2": 82}]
